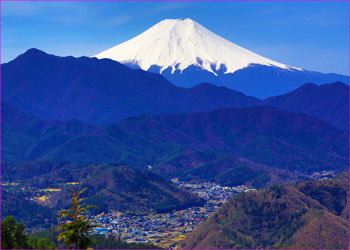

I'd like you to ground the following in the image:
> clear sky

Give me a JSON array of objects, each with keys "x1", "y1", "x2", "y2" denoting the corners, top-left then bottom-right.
[{"x1": 1, "y1": 1, "x2": 349, "y2": 75}]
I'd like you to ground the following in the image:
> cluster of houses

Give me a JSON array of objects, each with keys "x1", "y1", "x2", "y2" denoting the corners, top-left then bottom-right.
[
  {"x1": 176, "y1": 180, "x2": 257, "y2": 201},
  {"x1": 310, "y1": 170, "x2": 335, "y2": 180},
  {"x1": 90, "y1": 207, "x2": 207, "y2": 247},
  {"x1": 89, "y1": 180, "x2": 256, "y2": 248}
]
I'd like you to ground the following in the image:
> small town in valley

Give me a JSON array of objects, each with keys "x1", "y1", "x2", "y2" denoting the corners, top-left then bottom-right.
[
  {"x1": 2, "y1": 172, "x2": 335, "y2": 248},
  {"x1": 88, "y1": 180, "x2": 257, "y2": 248}
]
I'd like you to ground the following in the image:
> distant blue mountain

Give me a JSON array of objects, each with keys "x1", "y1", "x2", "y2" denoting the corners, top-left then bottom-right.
[
  {"x1": 147, "y1": 64, "x2": 349, "y2": 99},
  {"x1": 1, "y1": 49, "x2": 260, "y2": 125},
  {"x1": 94, "y1": 18, "x2": 348, "y2": 99},
  {"x1": 263, "y1": 82, "x2": 349, "y2": 130},
  {"x1": 2, "y1": 49, "x2": 348, "y2": 130}
]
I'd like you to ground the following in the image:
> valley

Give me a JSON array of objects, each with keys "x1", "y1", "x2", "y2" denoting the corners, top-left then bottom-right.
[
  {"x1": 2, "y1": 170, "x2": 340, "y2": 248},
  {"x1": 88, "y1": 180, "x2": 243, "y2": 248},
  {"x1": 1, "y1": 176, "x2": 255, "y2": 248}
]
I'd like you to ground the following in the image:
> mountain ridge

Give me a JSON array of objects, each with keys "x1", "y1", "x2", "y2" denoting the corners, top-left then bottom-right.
[
  {"x1": 2, "y1": 102, "x2": 348, "y2": 188},
  {"x1": 263, "y1": 81, "x2": 349, "y2": 130},
  {"x1": 2, "y1": 49, "x2": 348, "y2": 129},
  {"x1": 2, "y1": 48, "x2": 260, "y2": 125}
]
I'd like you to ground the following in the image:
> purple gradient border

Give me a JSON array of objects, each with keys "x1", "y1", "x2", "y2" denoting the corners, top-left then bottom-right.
[
  {"x1": 1, "y1": 0, "x2": 2, "y2": 249},
  {"x1": 0, "y1": 1, "x2": 349, "y2": 250}
]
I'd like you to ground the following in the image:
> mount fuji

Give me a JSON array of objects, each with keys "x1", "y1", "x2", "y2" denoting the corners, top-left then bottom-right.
[{"x1": 95, "y1": 18, "x2": 348, "y2": 98}]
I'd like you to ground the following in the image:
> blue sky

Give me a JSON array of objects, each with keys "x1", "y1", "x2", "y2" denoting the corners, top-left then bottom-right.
[{"x1": 1, "y1": 1, "x2": 349, "y2": 75}]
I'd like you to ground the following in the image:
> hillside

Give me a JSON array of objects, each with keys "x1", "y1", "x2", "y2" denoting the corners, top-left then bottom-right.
[
  {"x1": 114, "y1": 106, "x2": 348, "y2": 182},
  {"x1": 297, "y1": 171, "x2": 349, "y2": 218},
  {"x1": 2, "y1": 162, "x2": 205, "y2": 217},
  {"x1": 1, "y1": 190, "x2": 57, "y2": 230},
  {"x1": 182, "y1": 173, "x2": 349, "y2": 249},
  {"x1": 264, "y1": 82, "x2": 349, "y2": 130},
  {"x1": 2, "y1": 103, "x2": 348, "y2": 188},
  {"x1": 1, "y1": 102, "x2": 97, "y2": 163},
  {"x1": 47, "y1": 164, "x2": 205, "y2": 214}
]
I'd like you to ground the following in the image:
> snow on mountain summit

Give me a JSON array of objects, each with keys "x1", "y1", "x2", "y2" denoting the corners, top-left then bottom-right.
[{"x1": 95, "y1": 18, "x2": 299, "y2": 75}]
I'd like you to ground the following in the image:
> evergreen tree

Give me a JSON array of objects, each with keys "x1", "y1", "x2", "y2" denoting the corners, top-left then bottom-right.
[
  {"x1": 57, "y1": 188, "x2": 99, "y2": 249},
  {"x1": 1, "y1": 216, "x2": 30, "y2": 249},
  {"x1": 27, "y1": 235, "x2": 56, "y2": 249}
]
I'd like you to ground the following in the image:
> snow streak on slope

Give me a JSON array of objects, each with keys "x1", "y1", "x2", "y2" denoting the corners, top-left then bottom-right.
[{"x1": 95, "y1": 18, "x2": 300, "y2": 75}]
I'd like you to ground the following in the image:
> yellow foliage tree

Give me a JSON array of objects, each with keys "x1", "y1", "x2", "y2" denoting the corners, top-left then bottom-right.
[{"x1": 57, "y1": 188, "x2": 99, "y2": 249}]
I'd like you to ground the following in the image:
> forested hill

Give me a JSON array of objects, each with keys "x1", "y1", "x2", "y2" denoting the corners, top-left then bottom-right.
[{"x1": 183, "y1": 172, "x2": 349, "y2": 249}]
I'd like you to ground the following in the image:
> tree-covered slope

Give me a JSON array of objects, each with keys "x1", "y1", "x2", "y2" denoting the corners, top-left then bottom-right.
[
  {"x1": 1, "y1": 191, "x2": 57, "y2": 230},
  {"x1": 264, "y1": 82, "x2": 349, "y2": 130},
  {"x1": 2, "y1": 162, "x2": 205, "y2": 219},
  {"x1": 183, "y1": 173, "x2": 349, "y2": 249},
  {"x1": 3, "y1": 103, "x2": 348, "y2": 188}
]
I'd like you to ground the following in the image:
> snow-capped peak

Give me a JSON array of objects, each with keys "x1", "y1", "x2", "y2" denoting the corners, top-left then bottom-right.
[{"x1": 94, "y1": 18, "x2": 299, "y2": 75}]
